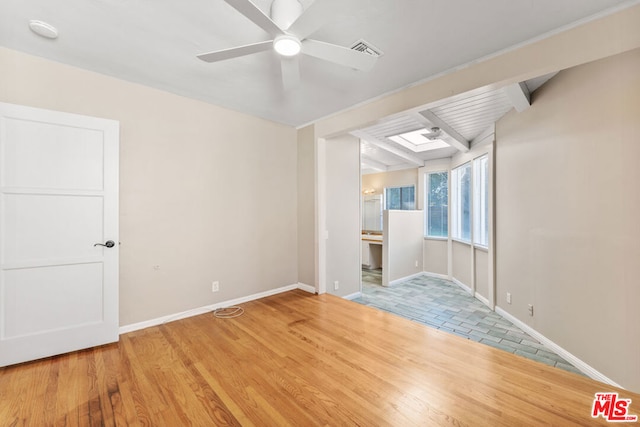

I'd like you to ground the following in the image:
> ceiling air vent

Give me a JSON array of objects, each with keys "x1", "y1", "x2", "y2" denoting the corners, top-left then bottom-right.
[{"x1": 350, "y1": 39, "x2": 383, "y2": 57}]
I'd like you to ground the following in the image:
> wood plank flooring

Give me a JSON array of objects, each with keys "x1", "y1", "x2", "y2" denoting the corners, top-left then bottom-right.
[{"x1": 1, "y1": 290, "x2": 638, "y2": 426}]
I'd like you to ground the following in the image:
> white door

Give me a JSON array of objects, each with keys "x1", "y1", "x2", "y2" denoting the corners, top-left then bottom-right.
[{"x1": 0, "y1": 102, "x2": 119, "y2": 366}]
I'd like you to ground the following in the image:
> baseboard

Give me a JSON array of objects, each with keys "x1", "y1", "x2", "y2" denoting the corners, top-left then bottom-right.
[
  {"x1": 422, "y1": 271, "x2": 449, "y2": 280},
  {"x1": 119, "y1": 283, "x2": 300, "y2": 335},
  {"x1": 389, "y1": 272, "x2": 425, "y2": 287},
  {"x1": 495, "y1": 306, "x2": 623, "y2": 389},
  {"x1": 452, "y1": 277, "x2": 473, "y2": 295},
  {"x1": 342, "y1": 292, "x2": 362, "y2": 300},
  {"x1": 297, "y1": 282, "x2": 316, "y2": 294},
  {"x1": 474, "y1": 292, "x2": 492, "y2": 309}
]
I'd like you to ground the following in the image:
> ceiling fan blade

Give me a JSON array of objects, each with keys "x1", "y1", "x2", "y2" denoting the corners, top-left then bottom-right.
[
  {"x1": 280, "y1": 57, "x2": 300, "y2": 91},
  {"x1": 302, "y1": 39, "x2": 377, "y2": 71},
  {"x1": 197, "y1": 40, "x2": 273, "y2": 63},
  {"x1": 223, "y1": 0, "x2": 284, "y2": 36},
  {"x1": 288, "y1": 0, "x2": 360, "y2": 39}
]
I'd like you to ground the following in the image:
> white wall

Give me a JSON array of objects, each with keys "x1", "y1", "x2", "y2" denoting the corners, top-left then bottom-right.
[
  {"x1": 383, "y1": 210, "x2": 424, "y2": 286},
  {"x1": 0, "y1": 47, "x2": 299, "y2": 327},
  {"x1": 325, "y1": 135, "x2": 361, "y2": 297},
  {"x1": 495, "y1": 48, "x2": 640, "y2": 391}
]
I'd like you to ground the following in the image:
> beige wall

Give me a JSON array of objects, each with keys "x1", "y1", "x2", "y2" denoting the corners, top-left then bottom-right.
[
  {"x1": 325, "y1": 135, "x2": 361, "y2": 297},
  {"x1": 423, "y1": 240, "x2": 448, "y2": 276},
  {"x1": 495, "y1": 48, "x2": 640, "y2": 391},
  {"x1": 361, "y1": 168, "x2": 418, "y2": 197},
  {"x1": 297, "y1": 125, "x2": 316, "y2": 287},
  {"x1": 452, "y1": 241, "x2": 472, "y2": 288},
  {"x1": 0, "y1": 47, "x2": 299, "y2": 326},
  {"x1": 474, "y1": 249, "x2": 489, "y2": 302}
]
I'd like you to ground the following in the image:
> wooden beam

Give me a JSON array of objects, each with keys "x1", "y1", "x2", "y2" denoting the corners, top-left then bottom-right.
[
  {"x1": 504, "y1": 81, "x2": 531, "y2": 112},
  {"x1": 352, "y1": 130, "x2": 424, "y2": 167},
  {"x1": 415, "y1": 110, "x2": 470, "y2": 153}
]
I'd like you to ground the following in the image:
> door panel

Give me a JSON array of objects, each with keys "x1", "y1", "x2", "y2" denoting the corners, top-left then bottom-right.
[
  {"x1": 2, "y1": 117, "x2": 104, "y2": 190},
  {"x1": 3, "y1": 194, "x2": 103, "y2": 264},
  {"x1": 3, "y1": 263, "x2": 104, "y2": 338},
  {"x1": 0, "y1": 102, "x2": 119, "y2": 367}
]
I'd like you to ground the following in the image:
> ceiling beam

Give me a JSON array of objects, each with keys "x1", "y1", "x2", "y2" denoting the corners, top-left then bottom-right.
[
  {"x1": 471, "y1": 124, "x2": 495, "y2": 147},
  {"x1": 414, "y1": 110, "x2": 470, "y2": 153},
  {"x1": 360, "y1": 155, "x2": 388, "y2": 172},
  {"x1": 504, "y1": 82, "x2": 531, "y2": 112},
  {"x1": 352, "y1": 131, "x2": 424, "y2": 167}
]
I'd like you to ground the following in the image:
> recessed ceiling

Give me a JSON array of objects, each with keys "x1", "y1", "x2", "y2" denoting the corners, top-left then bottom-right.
[{"x1": 0, "y1": 0, "x2": 634, "y2": 127}]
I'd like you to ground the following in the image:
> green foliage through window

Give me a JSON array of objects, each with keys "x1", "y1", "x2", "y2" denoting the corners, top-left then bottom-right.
[{"x1": 426, "y1": 172, "x2": 448, "y2": 238}]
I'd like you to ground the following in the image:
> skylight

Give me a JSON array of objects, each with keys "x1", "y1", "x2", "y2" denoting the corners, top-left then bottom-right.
[{"x1": 388, "y1": 128, "x2": 450, "y2": 152}]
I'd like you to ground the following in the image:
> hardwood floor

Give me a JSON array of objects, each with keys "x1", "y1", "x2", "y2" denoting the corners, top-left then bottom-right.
[{"x1": 1, "y1": 290, "x2": 637, "y2": 426}]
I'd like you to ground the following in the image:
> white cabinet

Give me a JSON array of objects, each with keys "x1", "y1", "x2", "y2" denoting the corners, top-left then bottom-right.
[
  {"x1": 362, "y1": 241, "x2": 370, "y2": 267},
  {"x1": 362, "y1": 237, "x2": 383, "y2": 269}
]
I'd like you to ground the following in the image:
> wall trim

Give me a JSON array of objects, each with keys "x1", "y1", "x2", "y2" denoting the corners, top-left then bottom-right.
[
  {"x1": 389, "y1": 272, "x2": 425, "y2": 287},
  {"x1": 452, "y1": 277, "x2": 473, "y2": 295},
  {"x1": 120, "y1": 283, "x2": 302, "y2": 335},
  {"x1": 474, "y1": 292, "x2": 492, "y2": 309},
  {"x1": 343, "y1": 292, "x2": 362, "y2": 300},
  {"x1": 495, "y1": 306, "x2": 624, "y2": 389},
  {"x1": 422, "y1": 271, "x2": 449, "y2": 280},
  {"x1": 297, "y1": 282, "x2": 317, "y2": 294}
]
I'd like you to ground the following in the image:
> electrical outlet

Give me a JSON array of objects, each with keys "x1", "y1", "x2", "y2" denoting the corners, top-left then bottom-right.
[
  {"x1": 212, "y1": 281, "x2": 219, "y2": 292},
  {"x1": 334, "y1": 280, "x2": 339, "y2": 290},
  {"x1": 528, "y1": 304, "x2": 534, "y2": 316},
  {"x1": 414, "y1": 260, "x2": 418, "y2": 268},
  {"x1": 506, "y1": 292, "x2": 512, "y2": 304}
]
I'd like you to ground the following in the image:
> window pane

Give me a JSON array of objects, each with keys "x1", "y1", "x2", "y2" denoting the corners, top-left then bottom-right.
[
  {"x1": 385, "y1": 186, "x2": 415, "y2": 210},
  {"x1": 426, "y1": 172, "x2": 448, "y2": 238},
  {"x1": 452, "y1": 163, "x2": 471, "y2": 242},
  {"x1": 473, "y1": 155, "x2": 489, "y2": 246},
  {"x1": 385, "y1": 187, "x2": 399, "y2": 210},
  {"x1": 401, "y1": 186, "x2": 415, "y2": 210}
]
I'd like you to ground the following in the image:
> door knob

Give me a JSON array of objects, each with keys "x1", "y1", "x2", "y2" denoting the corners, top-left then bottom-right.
[{"x1": 94, "y1": 240, "x2": 116, "y2": 248}]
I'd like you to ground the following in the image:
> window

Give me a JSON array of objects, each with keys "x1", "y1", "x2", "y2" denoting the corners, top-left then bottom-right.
[
  {"x1": 451, "y1": 163, "x2": 471, "y2": 242},
  {"x1": 385, "y1": 186, "x2": 415, "y2": 210},
  {"x1": 473, "y1": 155, "x2": 489, "y2": 247},
  {"x1": 425, "y1": 172, "x2": 448, "y2": 238}
]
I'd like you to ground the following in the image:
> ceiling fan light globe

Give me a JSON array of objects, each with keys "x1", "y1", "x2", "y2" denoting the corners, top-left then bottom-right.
[{"x1": 274, "y1": 35, "x2": 301, "y2": 56}]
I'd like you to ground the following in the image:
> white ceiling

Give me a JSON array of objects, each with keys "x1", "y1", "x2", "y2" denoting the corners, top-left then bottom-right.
[{"x1": 0, "y1": 0, "x2": 634, "y2": 128}]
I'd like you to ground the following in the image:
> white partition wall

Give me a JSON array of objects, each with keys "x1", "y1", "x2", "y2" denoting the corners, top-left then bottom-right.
[{"x1": 383, "y1": 210, "x2": 424, "y2": 286}]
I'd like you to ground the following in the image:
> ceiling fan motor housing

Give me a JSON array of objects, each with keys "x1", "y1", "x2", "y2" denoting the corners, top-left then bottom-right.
[{"x1": 271, "y1": 0, "x2": 303, "y2": 30}]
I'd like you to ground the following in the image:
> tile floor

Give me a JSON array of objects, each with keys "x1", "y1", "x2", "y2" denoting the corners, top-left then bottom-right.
[{"x1": 353, "y1": 268, "x2": 584, "y2": 376}]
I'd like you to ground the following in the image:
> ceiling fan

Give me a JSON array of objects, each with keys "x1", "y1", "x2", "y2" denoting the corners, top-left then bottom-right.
[{"x1": 197, "y1": 0, "x2": 379, "y2": 89}]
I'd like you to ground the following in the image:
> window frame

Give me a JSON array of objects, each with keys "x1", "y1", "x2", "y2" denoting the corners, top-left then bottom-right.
[
  {"x1": 425, "y1": 171, "x2": 449, "y2": 239},
  {"x1": 451, "y1": 162, "x2": 472, "y2": 243},
  {"x1": 384, "y1": 185, "x2": 416, "y2": 211},
  {"x1": 473, "y1": 154, "x2": 489, "y2": 248}
]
